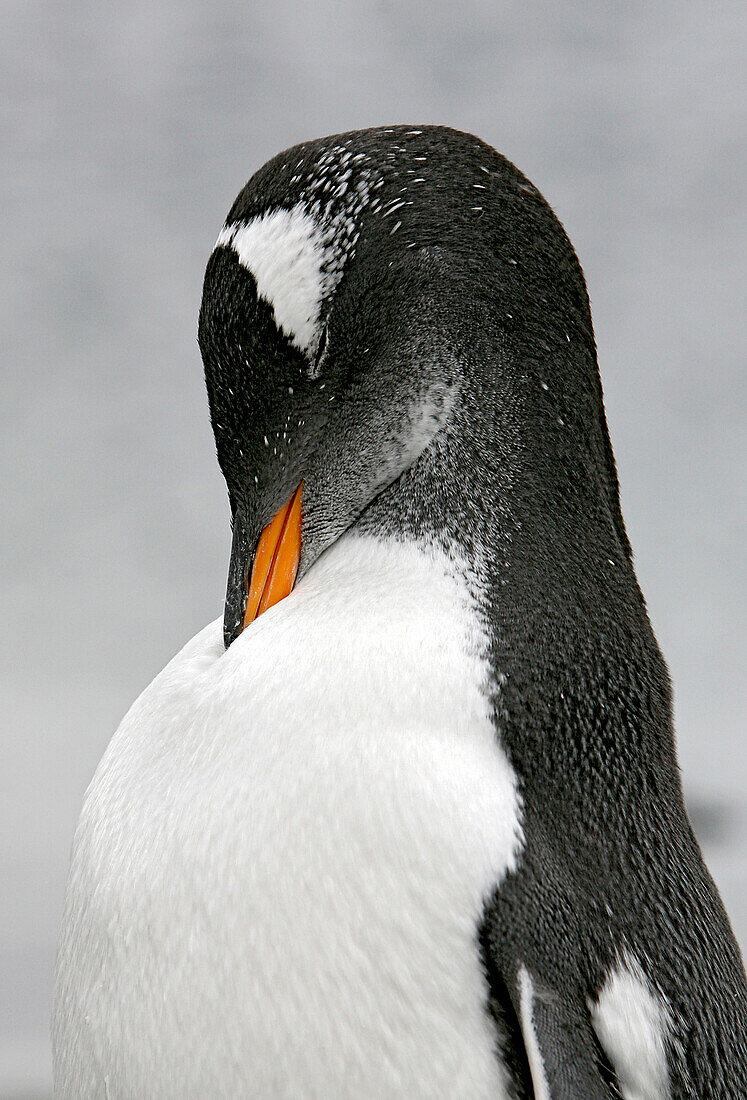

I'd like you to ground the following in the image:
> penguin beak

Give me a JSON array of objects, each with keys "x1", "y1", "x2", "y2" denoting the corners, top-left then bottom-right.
[
  {"x1": 224, "y1": 482, "x2": 303, "y2": 648},
  {"x1": 244, "y1": 481, "x2": 303, "y2": 627}
]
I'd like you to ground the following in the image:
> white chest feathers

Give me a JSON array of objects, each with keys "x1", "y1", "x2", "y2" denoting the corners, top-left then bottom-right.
[{"x1": 53, "y1": 535, "x2": 523, "y2": 1099}]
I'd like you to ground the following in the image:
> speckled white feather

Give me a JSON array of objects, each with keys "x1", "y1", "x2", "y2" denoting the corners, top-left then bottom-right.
[
  {"x1": 590, "y1": 952, "x2": 673, "y2": 1100},
  {"x1": 54, "y1": 534, "x2": 523, "y2": 1099}
]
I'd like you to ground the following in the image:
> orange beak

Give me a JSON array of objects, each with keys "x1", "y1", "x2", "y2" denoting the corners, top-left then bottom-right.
[{"x1": 242, "y1": 481, "x2": 303, "y2": 629}]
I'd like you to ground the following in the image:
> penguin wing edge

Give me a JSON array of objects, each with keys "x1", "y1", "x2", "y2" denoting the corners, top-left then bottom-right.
[{"x1": 515, "y1": 963, "x2": 620, "y2": 1100}]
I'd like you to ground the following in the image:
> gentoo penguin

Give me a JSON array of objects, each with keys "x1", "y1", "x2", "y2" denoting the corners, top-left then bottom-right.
[{"x1": 53, "y1": 126, "x2": 746, "y2": 1099}]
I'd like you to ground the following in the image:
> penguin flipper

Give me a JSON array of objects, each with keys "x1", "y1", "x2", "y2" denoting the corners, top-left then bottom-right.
[{"x1": 515, "y1": 964, "x2": 619, "y2": 1100}]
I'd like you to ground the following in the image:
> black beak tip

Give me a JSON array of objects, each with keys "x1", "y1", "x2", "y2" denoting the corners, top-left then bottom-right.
[
  {"x1": 223, "y1": 606, "x2": 243, "y2": 651},
  {"x1": 224, "y1": 512, "x2": 252, "y2": 650}
]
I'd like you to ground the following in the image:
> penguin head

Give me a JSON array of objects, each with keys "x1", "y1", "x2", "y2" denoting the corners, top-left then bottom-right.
[{"x1": 199, "y1": 126, "x2": 618, "y2": 647}]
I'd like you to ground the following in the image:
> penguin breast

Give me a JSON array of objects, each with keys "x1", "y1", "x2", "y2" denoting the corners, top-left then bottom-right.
[{"x1": 53, "y1": 534, "x2": 523, "y2": 1099}]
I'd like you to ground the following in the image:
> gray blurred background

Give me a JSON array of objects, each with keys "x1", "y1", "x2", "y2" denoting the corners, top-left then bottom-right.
[{"x1": 2, "y1": 1, "x2": 745, "y2": 1096}]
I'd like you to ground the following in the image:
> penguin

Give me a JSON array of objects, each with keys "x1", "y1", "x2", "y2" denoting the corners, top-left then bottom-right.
[{"x1": 53, "y1": 126, "x2": 746, "y2": 1099}]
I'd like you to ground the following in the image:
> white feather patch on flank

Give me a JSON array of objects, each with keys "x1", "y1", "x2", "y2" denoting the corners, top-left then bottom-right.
[
  {"x1": 216, "y1": 204, "x2": 328, "y2": 355},
  {"x1": 590, "y1": 952, "x2": 672, "y2": 1100},
  {"x1": 518, "y1": 965, "x2": 551, "y2": 1100}
]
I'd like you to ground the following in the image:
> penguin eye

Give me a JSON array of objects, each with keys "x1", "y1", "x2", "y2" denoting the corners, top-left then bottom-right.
[{"x1": 309, "y1": 324, "x2": 328, "y2": 380}]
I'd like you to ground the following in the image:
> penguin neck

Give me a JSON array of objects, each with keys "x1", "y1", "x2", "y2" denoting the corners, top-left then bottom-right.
[
  {"x1": 354, "y1": 334, "x2": 674, "y2": 785},
  {"x1": 359, "y1": 338, "x2": 633, "y2": 615}
]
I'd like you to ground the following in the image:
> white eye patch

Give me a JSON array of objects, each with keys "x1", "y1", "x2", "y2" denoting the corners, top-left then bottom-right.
[{"x1": 215, "y1": 204, "x2": 330, "y2": 357}]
